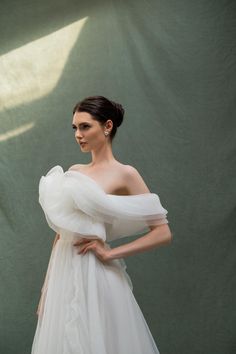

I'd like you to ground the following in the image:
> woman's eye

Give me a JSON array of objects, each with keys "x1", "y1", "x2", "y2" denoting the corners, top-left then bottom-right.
[
  {"x1": 79, "y1": 125, "x2": 90, "y2": 130},
  {"x1": 72, "y1": 124, "x2": 90, "y2": 130}
]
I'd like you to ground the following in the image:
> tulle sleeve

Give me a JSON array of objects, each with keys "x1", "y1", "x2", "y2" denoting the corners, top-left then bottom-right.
[
  {"x1": 66, "y1": 170, "x2": 169, "y2": 241},
  {"x1": 39, "y1": 165, "x2": 169, "y2": 242},
  {"x1": 105, "y1": 193, "x2": 168, "y2": 241}
]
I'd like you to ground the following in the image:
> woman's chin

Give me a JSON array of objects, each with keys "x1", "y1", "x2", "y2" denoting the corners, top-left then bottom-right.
[{"x1": 80, "y1": 145, "x2": 90, "y2": 152}]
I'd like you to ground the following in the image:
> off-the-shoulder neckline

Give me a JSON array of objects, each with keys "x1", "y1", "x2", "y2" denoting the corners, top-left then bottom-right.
[{"x1": 65, "y1": 167, "x2": 152, "y2": 198}]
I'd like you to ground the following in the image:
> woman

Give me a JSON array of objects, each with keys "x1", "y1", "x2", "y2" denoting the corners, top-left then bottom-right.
[{"x1": 32, "y1": 95, "x2": 172, "y2": 354}]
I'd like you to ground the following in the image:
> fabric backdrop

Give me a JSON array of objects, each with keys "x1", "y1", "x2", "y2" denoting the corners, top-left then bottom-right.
[{"x1": 0, "y1": 0, "x2": 235, "y2": 353}]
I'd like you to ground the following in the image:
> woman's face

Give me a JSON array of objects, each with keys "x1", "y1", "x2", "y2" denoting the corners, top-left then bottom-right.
[{"x1": 72, "y1": 111, "x2": 112, "y2": 151}]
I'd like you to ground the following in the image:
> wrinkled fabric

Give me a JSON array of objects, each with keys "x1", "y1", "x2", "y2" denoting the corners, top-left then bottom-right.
[
  {"x1": 1, "y1": 1, "x2": 235, "y2": 353},
  {"x1": 38, "y1": 165, "x2": 169, "y2": 242},
  {"x1": 31, "y1": 164, "x2": 168, "y2": 353}
]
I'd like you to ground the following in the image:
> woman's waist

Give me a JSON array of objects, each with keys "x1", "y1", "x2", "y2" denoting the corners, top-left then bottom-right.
[{"x1": 58, "y1": 230, "x2": 105, "y2": 243}]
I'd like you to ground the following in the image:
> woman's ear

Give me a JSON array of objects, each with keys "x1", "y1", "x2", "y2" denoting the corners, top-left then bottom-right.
[{"x1": 105, "y1": 119, "x2": 113, "y2": 130}]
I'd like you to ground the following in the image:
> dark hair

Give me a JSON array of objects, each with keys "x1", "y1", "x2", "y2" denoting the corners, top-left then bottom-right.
[{"x1": 72, "y1": 95, "x2": 124, "y2": 141}]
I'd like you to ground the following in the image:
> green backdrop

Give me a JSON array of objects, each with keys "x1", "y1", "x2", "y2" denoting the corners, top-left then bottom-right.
[{"x1": 0, "y1": 0, "x2": 235, "y2": 353}]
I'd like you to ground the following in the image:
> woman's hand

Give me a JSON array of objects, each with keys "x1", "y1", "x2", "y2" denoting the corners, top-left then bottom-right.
[{"x1": 73, "y1": 238, "x2": 111, "y2": 263}]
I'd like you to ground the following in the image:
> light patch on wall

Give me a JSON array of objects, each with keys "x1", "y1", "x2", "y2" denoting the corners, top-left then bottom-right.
[
  {"x1": 0, "y1": 122, "x2": 35, "y2": 142},
  {"x1": 0, "y1": 17, "x2": 88, "y2": 112}
]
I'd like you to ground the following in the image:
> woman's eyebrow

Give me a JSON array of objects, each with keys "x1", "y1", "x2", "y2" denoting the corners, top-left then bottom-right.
[{"x1": 72, "y1": 122, "x2": 90, "y2": 126}]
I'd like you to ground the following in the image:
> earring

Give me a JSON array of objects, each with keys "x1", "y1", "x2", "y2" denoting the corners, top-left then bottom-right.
[{"x1": 104, "y1": 131, "x2": 109, "y2": 136}]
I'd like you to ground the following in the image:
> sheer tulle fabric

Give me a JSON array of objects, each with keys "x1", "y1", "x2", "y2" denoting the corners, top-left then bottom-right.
[
  {"x1": 38, "y1": 165, "x2": 168, "y2": 242},
  {"x1": 32, "y1": 165, "x2": 168, "y2": 354}
]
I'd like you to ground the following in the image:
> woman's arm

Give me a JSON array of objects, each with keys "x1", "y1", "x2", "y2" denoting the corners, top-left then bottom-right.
[
  {"x1": 75, "y1": 166, "x2": 172, "y2": 262},
  {"x1": 76, "y1": 221, "x2": 172, "y2": 262},
  {"x1": 107, "y1": 224, "x2": 172, "y2": 260},
  {"x1": 108, "y1": 166, "x2": 172, "y2": 259}
]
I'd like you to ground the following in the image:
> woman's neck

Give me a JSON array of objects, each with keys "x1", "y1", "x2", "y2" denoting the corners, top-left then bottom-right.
[{"x1": 90, "y1": 142, "x2": 116, "y2": 167}]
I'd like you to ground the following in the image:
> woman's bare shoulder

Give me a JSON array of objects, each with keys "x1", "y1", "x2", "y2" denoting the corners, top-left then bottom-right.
[
  {"x1": 68, "y1": 164, "x2": 85, "y2": 171},
  {"x1": 119, "y1": 163, "x2": 143, "y2": 178},
  {"x1": 118, "y1": 163, "x2": 151, "y2": 194},
  {"x1": 120, "y1": 164, "x2": 139, "y2": 175}
]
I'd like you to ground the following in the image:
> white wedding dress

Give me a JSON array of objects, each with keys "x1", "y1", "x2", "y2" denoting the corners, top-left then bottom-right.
[{"x1": 31, "y1": 165, "x2": 169, "y2": 354}]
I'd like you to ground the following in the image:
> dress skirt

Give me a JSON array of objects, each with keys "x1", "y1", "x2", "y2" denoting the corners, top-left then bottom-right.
[{"x1": 31, "y1": 232, "x2": 160, "y2": 354}]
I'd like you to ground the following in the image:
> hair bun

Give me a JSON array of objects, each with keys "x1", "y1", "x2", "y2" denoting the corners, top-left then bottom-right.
[{"x1": 111, "y1": 101, "x2": 124, "y2": 127}]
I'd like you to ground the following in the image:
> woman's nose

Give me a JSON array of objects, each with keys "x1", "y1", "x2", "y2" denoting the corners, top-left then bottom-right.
[{"x1": 75, "y1": 130, "x2": 83, "y2": 139}]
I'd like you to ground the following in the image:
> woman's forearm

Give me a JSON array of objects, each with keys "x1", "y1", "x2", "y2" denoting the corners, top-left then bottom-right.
[{"x1": 108, "y1": 224, "x2": 172, "y2": 260}]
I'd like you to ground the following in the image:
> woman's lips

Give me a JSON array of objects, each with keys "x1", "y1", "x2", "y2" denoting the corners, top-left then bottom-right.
[{"x1": 80, "y1": 142, "x2": 87, "y2": 146}]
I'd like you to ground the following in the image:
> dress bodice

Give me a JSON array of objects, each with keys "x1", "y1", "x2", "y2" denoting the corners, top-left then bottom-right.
[{"x1": 39, "y1": 165, "x2": 169, "y2": 242}]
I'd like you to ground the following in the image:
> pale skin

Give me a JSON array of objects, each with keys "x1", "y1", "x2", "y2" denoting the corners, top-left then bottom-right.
[
  {"x1": 55, "y1": 111, "x2": 172, "y2": 262},
  {"x1": 37, "y1": 111, "x2": 172, "y2": 316}
]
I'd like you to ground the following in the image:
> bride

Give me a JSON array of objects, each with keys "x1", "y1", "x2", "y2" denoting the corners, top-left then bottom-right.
[{"x1": 32, "y1": 95, "x2": 172, "y2": 354}]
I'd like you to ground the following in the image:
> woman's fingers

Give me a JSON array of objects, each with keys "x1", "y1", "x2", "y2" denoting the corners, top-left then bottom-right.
[
  {"x1": 78, "y1": 242, "x2": 95, "y2": 254},
  {"x1": 73, "y1": 238, "x2": 90, "y2": 246},
  {"x1": 73, "y1": 238, "x2": 94, "y2": 254},
  {"x1": 80, "y1": 244, "x2": 93, "y2": 255},
  {"x1": 73, "y1": 239, "x2": 105, "y2": 256}
]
